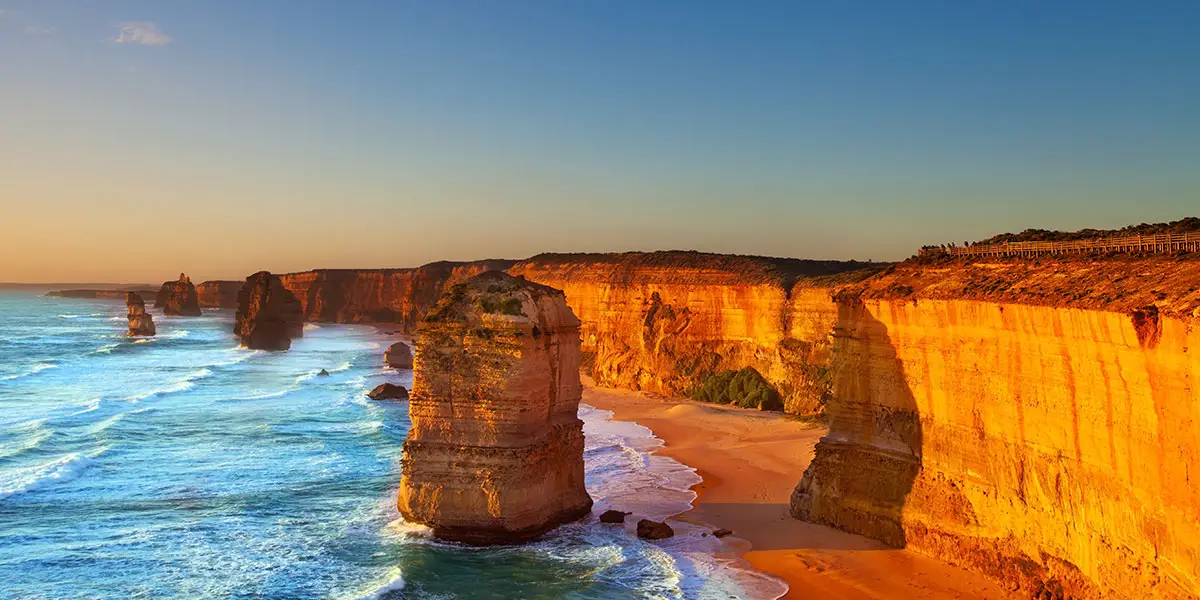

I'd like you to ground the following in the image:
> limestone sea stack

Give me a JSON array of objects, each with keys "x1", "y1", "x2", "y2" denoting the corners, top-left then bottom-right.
[
  {"x1": 397, "y1": 271, "x2": 593, "y2": 544},
  {"x1": 125, "y1": 292, "x2": 156, "y2": 336},
  {"x1": 233, "y1": 271, "x2": 304, "y2": 351},
  {"x1": 155, "y1": 273, "x2": 202, "y2": 316}
]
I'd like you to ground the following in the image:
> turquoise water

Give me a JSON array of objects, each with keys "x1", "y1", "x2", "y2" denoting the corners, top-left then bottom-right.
[{"x1": 0, "y1": 292, "x2": 785, "y2": 599}]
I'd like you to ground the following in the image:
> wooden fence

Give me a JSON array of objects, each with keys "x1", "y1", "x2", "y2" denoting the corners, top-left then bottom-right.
[{"x1": 920, "y1": 231, "x2": 1200, "y2": 258}]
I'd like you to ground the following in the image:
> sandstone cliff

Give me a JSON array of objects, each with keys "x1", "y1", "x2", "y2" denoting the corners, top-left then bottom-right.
[
  {"x1": 197, "y1": 280, "x2": 242, "y2": 308},
  {"x1": 155, "y1": 273, "x2": 202, "y2": 316},
  {"x1": 125, "y1": 292, "x2": 156, "y2": 336},
  {"x1": 397, "y1": 271, "x2": 593, "y2": 544},
  {"x1": 278, "y1": 260, "x2": 516, "y2": 330},
  {"x1": 48, "y1": 288, "x2": 157, "y2": 300},
  {"x1": 509, "y1": 252, "x2": 880, "y2": 414},
  {"x1": 234, "y1": 272, "x2": 305, "y2": 351},
  {"x1": 791, "y1": 256, "x2": 1200, "y2": 600}
]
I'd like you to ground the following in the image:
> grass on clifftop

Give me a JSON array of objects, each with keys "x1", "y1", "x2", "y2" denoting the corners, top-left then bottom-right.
[{"x1": 692, "y1": 367, "x2": 783, "y2": 411}]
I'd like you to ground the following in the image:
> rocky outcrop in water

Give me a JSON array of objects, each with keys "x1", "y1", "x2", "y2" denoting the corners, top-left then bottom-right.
[
  {"x1": 233, "y1": 272, "x2": 304, "y2": 351},
  {"x1": 397, "y1": 271, "x2": 593, "y2": 544},
  {"x1": 636, "y1": 519, "x2": 674, "y2": 540},
  {"x1": 125, "y1": 292, "x2": 156, "y2": 336},
  {"x1": 196, "y1": 280, "x2": 242, "y2": 308},
  {"x1": 155, "y1": 273, "x2": 202, "y2": 316},
  {"x1": 367, "y1": 383, "x2": 408, "y2": 400},
  {"x1": 384, "y1": 342, "x2": 413, "y2": 369}
]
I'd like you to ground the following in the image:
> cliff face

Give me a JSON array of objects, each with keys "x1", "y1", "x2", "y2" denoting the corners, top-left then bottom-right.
[
  {"x1": 196, "y1": 280, "x2": 242, "y2": 308},
  {"x1": 234, "y1": 272, "x2": 305, "y2": 351},
  {"x1": 397, "y1": 272, "x2": 592, "y2": 544},
  {"x1": 509, "y1": 252, "x2": 879, "y2": 414},
  {"x1": 155, "y1": 273, "x2": 202, "y2": 316},
  {"x1": 279, "y1": 260, "x2": 516, "y2": 331},
  {"x1": 791, "y1": 257, "x2": 1200, "y2": 600}
]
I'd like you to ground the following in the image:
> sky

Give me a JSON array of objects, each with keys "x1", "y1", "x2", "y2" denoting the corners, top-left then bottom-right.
[{"x1": 1, "y1": 1, "x2": 1198, "y2": 283}]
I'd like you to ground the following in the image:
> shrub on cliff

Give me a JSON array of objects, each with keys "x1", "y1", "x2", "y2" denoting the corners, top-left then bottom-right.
[{"x1": 693, "y1": 367, "x2": 782, "y2": 411}]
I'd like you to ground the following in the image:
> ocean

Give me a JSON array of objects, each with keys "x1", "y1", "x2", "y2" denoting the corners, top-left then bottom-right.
[{"x1": 0, "y1": 292, "x2": 785, "y2": 599}]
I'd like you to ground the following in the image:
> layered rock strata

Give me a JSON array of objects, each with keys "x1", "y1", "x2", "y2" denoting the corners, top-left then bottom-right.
[
  {"x1": 155, "y1": 273, "x2": 202, "y2": 316},
  {"x1": 234, "y1": 272, "x2": 304, "y2": 351},
  {"x1": 279, "y1": 260, "x2": 516, "y2": 330},
  {"x1": 397, "y1": 271, "x2": 593, "y2": 544},
  {"x1": 125, "y1": 292, "x2": 156, "y2": 336},
  {"x1": 196, "y1": 280, "x2": 242, "y2": 308},
  {"x1": 791, "y1": 257, "x2": 1200, "y2": 600},
  {"x1": 509, "y1": 252, "x2": 879, "y2": 414}
]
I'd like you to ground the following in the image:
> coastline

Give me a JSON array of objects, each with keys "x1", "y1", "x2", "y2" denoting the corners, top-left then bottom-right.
[{"x1": 580, "y1": 380, "x2": 1020, "y2": 600}]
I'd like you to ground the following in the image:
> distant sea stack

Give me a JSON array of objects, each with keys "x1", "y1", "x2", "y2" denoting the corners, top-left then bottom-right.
[
  {"x1": 398, "y1": 272, "x2": 593, "y2": 544},
  {"x1": 125, "y1": 292, "x2": 156, "y2": 336},
  {"x1": 155, "y1": 273, "x2": 202, "y2": 316},
  {"x1": 233, "y1": 271, "x2": 304, "y2": 351},
  {"x1": 197, "y1": 280, "x2": 242, "y2": 308}
]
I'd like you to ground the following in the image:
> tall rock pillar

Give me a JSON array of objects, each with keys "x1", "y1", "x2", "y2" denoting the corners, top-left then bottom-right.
[{"x1": 398, "y1": 271, "x2": 593, "y2": 544}]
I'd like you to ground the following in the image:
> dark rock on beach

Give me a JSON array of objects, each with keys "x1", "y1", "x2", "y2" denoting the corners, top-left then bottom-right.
[
  {"x1": 599, "y1": 510, "x2": 631, "y2": 524},
  {"x1": 636, "y1": 519, "x2": 674, "y2": 540}
]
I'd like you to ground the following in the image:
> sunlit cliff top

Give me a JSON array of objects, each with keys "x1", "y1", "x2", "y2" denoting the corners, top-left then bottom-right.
[{"x1": 838, "y1": 253, "x2": 1200, "y2": 318}]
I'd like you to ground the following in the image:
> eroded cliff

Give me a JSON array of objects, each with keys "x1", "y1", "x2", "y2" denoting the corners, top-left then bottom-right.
[
  {"x1": 792, "y1": 256, "x2": 1200, "y2": 600},
  {"x1": 509, "y1": 252, "x2": 879, "y2": 413},
  {"x1": 279, "y1": 260, "x2": 516, "y2": 331},
  {"x1": 197, "y1": 280, "x2": 242, "y2": 308},
  {"x1": 397, "y1": 271, "x2": 592, "y2": 544}
]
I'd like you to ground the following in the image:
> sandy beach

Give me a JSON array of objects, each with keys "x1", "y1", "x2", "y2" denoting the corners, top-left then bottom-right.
[{"x1": 581, "y1": 381, "x2": 1019, "y2": 600}]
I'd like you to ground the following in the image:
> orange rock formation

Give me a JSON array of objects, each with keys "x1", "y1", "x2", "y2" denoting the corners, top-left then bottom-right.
[
  {"x1": 792, "y1": 256, "x2": 1200, "y2": 600},
  {"x1": 508, "y1": 252, "x2": 878, "y2": 414},
  {"x1": 154, "y1": 273, "x2": 202, "y2": 316},
  {"x1": 234, "y1": 272, "x2": 305, "y2": 351},
  {"x1": 125, "y1": 292, "x2": 156, "y2": 336},
  {"x1": 397, "y1": 272, "x2": 593, "y2": 544},
  {"x1": 196, "y1": 280, "x2": 242, "y2": 308}
]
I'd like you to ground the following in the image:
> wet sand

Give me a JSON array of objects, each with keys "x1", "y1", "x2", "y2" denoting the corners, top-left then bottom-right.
[{"x1": 581, "y1": 381, "x2": 1019, "y2": 600}]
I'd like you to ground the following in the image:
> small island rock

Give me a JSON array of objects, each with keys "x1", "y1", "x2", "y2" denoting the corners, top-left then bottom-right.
[
  {"x1": 367, "y1": 383, "x2": 409, "y2": 400},
  {"x1": 126, "y1": 292, "x2": 156, "y2": 336},
  {"x1": 155, "y1": 273, "x2": 202, "y2": 316},
  {"x1": 599, "y1": 510, "x2": 631, "y2": 524},
  {"x1": 636, "y1": 519, "x2": 674, "y2": 540}
]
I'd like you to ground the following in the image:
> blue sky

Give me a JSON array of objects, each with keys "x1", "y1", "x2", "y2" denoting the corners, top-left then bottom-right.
[{"x1": 1, "y1": 1, "x2": 1197, "y2": 281}]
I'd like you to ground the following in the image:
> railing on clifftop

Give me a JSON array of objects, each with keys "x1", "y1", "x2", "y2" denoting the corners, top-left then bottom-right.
[{"x1": 919, "y1": 231, "x2": 1200, "y2": 258}]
